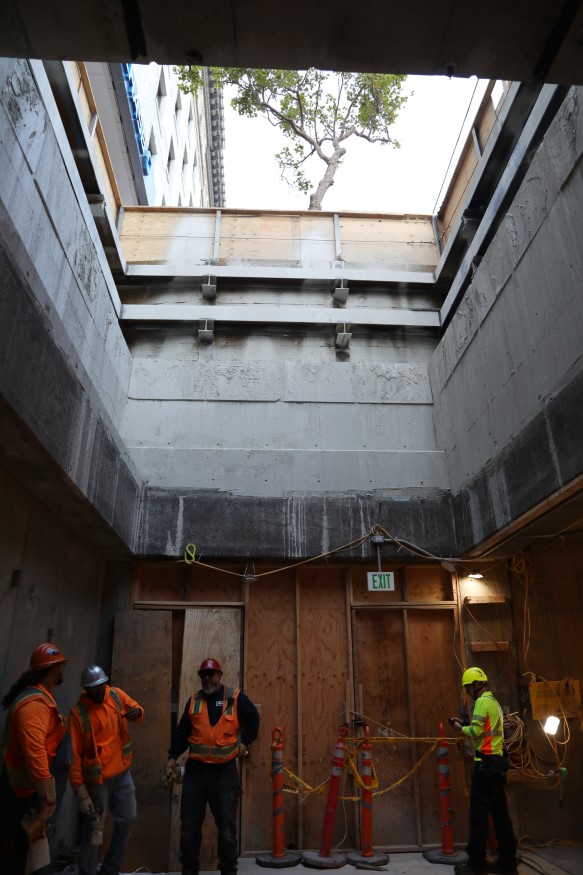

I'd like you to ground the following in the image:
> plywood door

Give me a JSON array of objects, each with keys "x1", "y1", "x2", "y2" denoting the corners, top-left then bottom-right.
[
  {"x1": 110, "y1": 610, "x2": 172, "y2": 873},
  {"x1": 298, "y1": 568, "x2": 354, "y2": 851},
  {"x1": 352, "y1": 609, "x2": 415, "y2": 848},
  {"x1": 243, "y1": 570, "x2": 297, "y2": 854},
  {"x1": 406, "y1": 609, "x2": 466, "y2": 846},
  {"x1": 352, "y1": 608, "x2": 463, "y2": 850},
  {"x1": 169, "y1": 607, "x2": 242, "y2": 872}
]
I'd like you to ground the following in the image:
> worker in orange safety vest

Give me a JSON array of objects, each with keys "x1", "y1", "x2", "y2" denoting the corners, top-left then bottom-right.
[
  {"x1": 165, "y1": 657, "x2": 259, "y2": 875},
  {"x1": 68, "y1": 665, "x2": 144, "y2": 875},
  {"x1": 0, "y1": 642, "x2": 68, "y2": 875}
]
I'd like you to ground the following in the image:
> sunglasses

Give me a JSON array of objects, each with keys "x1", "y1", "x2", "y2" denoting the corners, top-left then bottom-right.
[{"x1": 199, "y1": 669, "x2": 218, "y2": 678}]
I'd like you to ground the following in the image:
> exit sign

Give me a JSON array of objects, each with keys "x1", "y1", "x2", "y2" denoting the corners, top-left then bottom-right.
[{"x1": 367, "y1": 571, "x2": 395, "y2": 591}]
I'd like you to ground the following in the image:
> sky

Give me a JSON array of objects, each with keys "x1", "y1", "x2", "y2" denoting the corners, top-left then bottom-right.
[{"x1": 222, "y1": 75, "x2": 497, "y2": 215}]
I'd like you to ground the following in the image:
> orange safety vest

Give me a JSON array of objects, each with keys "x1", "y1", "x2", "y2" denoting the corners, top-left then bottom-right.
[
  {"x1": 3, "y1": 686, "x2": 66, "y2": 797},
  {"x1": 187, "y1": 687, "x2": 240, "y2": 763},
  {"x1": 70, "y1": 688, "x2": 132, "y2": 783}
]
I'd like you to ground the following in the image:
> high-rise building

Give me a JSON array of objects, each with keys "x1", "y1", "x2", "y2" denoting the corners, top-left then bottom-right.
[{"x1": 85, "y1": 61, "x2": 225, "y2": 206}]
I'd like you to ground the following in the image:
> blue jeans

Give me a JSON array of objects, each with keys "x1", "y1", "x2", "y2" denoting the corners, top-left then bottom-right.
[{"x1": 80, "y1": 770, "x2": 137, "y2": 875}]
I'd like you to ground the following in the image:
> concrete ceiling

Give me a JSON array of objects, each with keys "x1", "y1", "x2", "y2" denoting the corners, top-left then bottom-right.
[{"x1": 1, "y1": 1, "x2": 583, "y2": 84}]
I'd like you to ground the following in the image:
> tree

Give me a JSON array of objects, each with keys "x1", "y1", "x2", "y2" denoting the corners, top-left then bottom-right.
[{"x1": 176, "y1": 66, "x2": 408, "y2": 210}]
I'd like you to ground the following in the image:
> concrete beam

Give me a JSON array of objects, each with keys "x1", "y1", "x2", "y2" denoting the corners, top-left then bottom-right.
[
  {"x1": 120, "y1": 303, "x2": 441, "y2": 328},
  {"x1": 125, "y1": 263, "x2": 436, "y2": 286}
]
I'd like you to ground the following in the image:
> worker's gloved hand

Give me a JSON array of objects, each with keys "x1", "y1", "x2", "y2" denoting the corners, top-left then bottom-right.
[
  {"x1": 21, "y1": 811, "x2": 48, "y2": 841},
  {"x1": 124, "y1": 706, "x2": 142, "y2": 721},
  {"x1": 448, "y1": 717, "x2": 463, "y2": 731},
  {"x1": 35, "y1": 777, "x2": 57, "y2": 820},
  {"x1": 162, "y1": 758, "x2": 180, "y2": 787},
  {"x1": 74, "y1": 784, "x2": 97, "y2": 817},
  {"x1": 238, "y1": 743, "x2": 249, "y2": 758}
]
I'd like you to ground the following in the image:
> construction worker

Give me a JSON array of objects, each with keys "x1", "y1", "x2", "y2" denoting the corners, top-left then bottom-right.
[
  {"x1": 450, "y1": 667, "x2": 518, "y2": 875},
  {"x1": 68, "y1": 665, "x2": 144, "y2": 875},
  {"x1": 165, "y1": 657, "x2": 260, "y2": 875},
  {"x1": 0, "y1": 642, "x2": 68, "y2": 875}
]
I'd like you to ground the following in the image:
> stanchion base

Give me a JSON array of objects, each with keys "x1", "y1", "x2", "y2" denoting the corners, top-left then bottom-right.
[
  {"x1": 346, "y1": 852, "x2": 389, "y2": 867},
  {"x1": 302, "y1": 850, "x2": 347, "y2": 868},
  {"x1": 422, "y1": 849, "x2": 468, "y2": 866},
  {"x1": 256, "y1": 852, "x2": 302, "y2": 868}
]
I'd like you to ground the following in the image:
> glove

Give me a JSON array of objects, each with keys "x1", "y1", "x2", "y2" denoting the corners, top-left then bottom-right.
[
  {"x1": 123, "y1": 706, "x2": 142, "y2": 721},
  {"x1": 162, "y1": 758, "x2": 180, "y2": 788},
  {"x1": 90, "y1": 810, "x2": 106, "y2": 846},
  {"x1": 162, "y1": 765, "x2": 180, "y2": 788},
  {"x1": 35, "y1": 777, "x2": 56, "y2": 820},
  {"x1": 74, "y1": 784, "x2": 97, "y2": 817}
]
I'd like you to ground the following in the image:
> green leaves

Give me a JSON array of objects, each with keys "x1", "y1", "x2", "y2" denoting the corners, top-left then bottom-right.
[{"x1": 176, "y1": 65, "x2": 407, "y2": 209}]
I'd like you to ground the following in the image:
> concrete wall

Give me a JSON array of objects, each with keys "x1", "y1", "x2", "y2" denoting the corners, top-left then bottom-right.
[
  {"x1": 2, "y1": 56, "x2": 582, "y2": 564},
  {"x1": 430, "y1": 87, "x2": 583, "y2": 552},
  {"x1": 0, "y1": 58, "x2": 143, "y2": 553}
]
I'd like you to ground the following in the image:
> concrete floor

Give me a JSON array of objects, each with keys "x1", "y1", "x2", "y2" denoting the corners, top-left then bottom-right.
[{"x1": 155, "y1": 847, "x2": 583, "y2": 875}]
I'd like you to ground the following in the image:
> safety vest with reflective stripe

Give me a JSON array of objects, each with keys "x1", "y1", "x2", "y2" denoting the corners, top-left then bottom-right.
[
  {"x1": 70, "y1": 688, "x2": 132, "y2": 783},
  {"x1": 462, "y1": 691, "x2": 504, "y2": 758},
  {"x1": 3, "y1": 686, "x2": 66, "y2": 796},
  {"x1": 187, "y1": 687, "x2": 240, "y2": 763}
]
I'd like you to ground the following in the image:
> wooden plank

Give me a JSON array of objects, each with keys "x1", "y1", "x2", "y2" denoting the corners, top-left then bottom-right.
[
  {"x1": 406, "y1": 566, "x2": 452, "y2": 602},
  {"x1": 464, "y1": 595, "x2": 507, "y2": 605},
  {"x1": 403, "y1": 609, "x2": 423, "y2": 847},
  {"x1": 111, "y1": 610, "x2": 172, "y2": 873},
  {"x1": 406, "y1": 609, "x2": 466, "y2": 847},
  {"x1": 186, "y1": 563, "x2": 243, "y2": 602},
  {"x1": 299, "y1": 567, "x2": 352, "y2": 851},
  {"x1": 295, "y1": 570, "x2": 303, "y2": 852},
  {"x1": 243, "y1": 570, "x2": 297, "y2": 853},
  {"x1": 169, "y1": 608, "x2": 242, "y2": 872},
  {"x1": 134, "y1": 600, "x2": 245, "y2": 609},
  {"x1": 352, "y1": 608, "x2": 415, "y2": 847},
  {"x1": 133, "y1": 563, "x2": 187, "y2": 602},
  {"x1": 470, "y1": 642, "x2": 510, "y2": 652}
]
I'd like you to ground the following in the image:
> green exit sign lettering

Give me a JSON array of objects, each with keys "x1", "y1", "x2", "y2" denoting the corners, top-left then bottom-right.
[{"x1": 367, "y1": 571, "x2": 395, "y2": 591}]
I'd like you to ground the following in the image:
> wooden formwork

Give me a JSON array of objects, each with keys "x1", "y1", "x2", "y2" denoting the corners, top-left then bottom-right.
[{"x1": 114, "y1": 560, "x2": 469, "y2": 869}]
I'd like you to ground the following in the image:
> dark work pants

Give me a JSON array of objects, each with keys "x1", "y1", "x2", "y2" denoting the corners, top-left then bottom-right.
[
  {"x1": 180, "y1": 758, "x2": 240, "y2": 875},
  {"x1": 0, "y1": 766, "x2": 47, "y2": 875},
  {"x1": 466, "y1": 757, "x2": 517, "y2": 871}
]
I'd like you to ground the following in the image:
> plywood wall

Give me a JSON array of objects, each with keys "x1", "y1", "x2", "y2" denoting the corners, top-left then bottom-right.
[
  {"x1": 128, "y1": 560, "x2": 469, "y2": 865},
  {"x1": 111, "y1": 610, "x2": 172, "y2": 873}
]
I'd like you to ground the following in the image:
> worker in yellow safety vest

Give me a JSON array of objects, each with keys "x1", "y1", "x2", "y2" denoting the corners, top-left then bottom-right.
[
  {"x1": 450, "y1": 667, "x2": 518, "y2": 875},
  {"x1": 0, "y1": 642, "x2": 68, "y2": 875},
  {"x1": 165, "y1": 657, "x2": 260, "y2": 875}
]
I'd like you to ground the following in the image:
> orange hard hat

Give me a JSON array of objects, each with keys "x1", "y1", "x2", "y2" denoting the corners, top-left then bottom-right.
[
  {"x1": 30, "y1": 643, "x2": 67, "y2": 669},
  {"x1": 198, "y1": 657, "x2": 222, "y2": 675}
]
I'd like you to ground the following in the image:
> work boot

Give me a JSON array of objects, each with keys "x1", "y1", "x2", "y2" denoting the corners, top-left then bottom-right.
[
  {"x1": 487, "y1": 863, "x2": 518, "y2": 875},
  {"x1": 454, "y1": 865, "x2": 488, "y2": 875}
]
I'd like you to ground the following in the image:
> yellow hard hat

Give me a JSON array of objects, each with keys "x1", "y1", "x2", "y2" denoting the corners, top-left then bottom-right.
[{"x1": 461, "y1": 667, "x2": 488, "y2": 686}]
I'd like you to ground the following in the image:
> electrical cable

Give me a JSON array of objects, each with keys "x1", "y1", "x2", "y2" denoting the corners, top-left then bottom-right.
[{"x1": 431, "y1": 78, "x2": 480, "y2": 215}]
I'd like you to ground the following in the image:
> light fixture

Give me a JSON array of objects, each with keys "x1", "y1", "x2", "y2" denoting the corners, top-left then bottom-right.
[
  {"x1": 468, "y1": 569, "x2": 484, "y2": 579},
  {"x1": 543, "y1": 715, "x2": 560, "y2": 735}
]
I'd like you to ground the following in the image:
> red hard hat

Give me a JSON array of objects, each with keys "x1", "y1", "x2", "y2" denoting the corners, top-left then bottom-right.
[
  {"x1": 30, "y1": 643, "x2": 67, "y2": 669},
  {"x1": 198, "y1": 657, "x2": 222, "y2": 675}
]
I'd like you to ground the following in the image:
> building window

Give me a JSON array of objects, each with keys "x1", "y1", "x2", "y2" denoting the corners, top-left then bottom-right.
[
  {"x1": 157, "y1": 69, "x2": 167, "y2": 109},
  {"x1": 167, "y1": 139, "x2": 175, "y2": 180}
]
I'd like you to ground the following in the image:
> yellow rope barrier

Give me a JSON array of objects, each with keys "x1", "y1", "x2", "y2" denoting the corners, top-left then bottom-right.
[{"x1": 279, "y1": 735, "x2": 453, "y2": 802}]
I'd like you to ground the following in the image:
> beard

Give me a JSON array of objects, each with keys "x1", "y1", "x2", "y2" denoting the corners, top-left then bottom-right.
[{"x1": 202, "y1": 680, "x2": 222, "y2": 695}]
